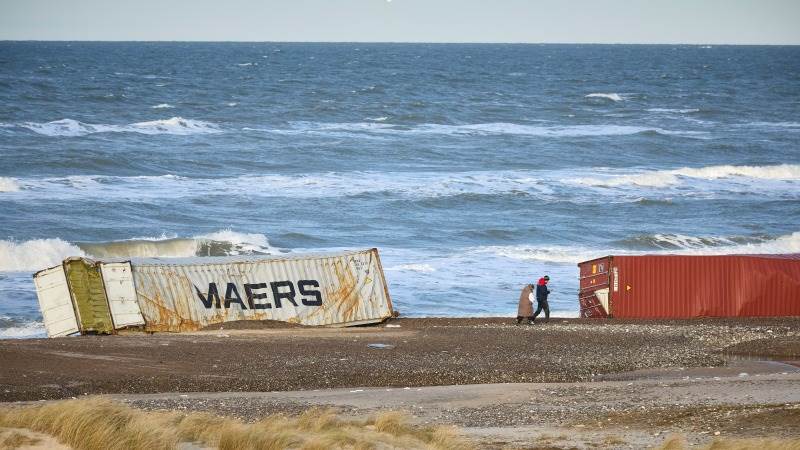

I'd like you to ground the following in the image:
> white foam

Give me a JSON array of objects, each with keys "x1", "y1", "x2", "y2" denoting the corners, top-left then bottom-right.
[
  {"x1": 236, "y1": 62, "x2": 254, "y2": 67},
  {"x1": 673, "y1": 164, "x2": 800, "y2": 180},
  {"x1": 386, "y1": 263, "x2": 436, "y2": 272},
  {"x1": 572, "y1": 164, "x2": 800, "y2": 188},
  {"x1": 585, "y1": 93, "x2": 625, "y2": 102},
  {"x1": 0, "y1": 177, "x2": 20, "y2": 192},
  {"x1": 747, "y1": 122, "x2": 800, "y2": 128},
  {"x1": 196, "y1": 229, "x2": 276, "y2": 255},
  {"x1": 473, "y1": 231, "x2": 800, "y2": 266},
  {"x1": 151, "y1": 103, "x2": 175, "y2": 109},
  {"x1": 15, "y1": 117, "x2": 221, "y2": 137},
  {"x1": 647, "y1": 108, "x2": 700, "y2": 114},
  {"x1": 366, "y1": 117, "x2": 388, "y2": 122},
  {"x1": 0, "y1": 230, "x2": 277, "y2": 272},
  {"x1": 0, "y1": 238, "x2": 86, "y2": 271},
  {"x1": 0, "y1": 321, "x2": 46, "y2": 339}
]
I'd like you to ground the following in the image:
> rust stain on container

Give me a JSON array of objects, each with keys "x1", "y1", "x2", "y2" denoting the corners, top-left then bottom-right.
[{"x1": 578, "y1": 254, "x2": 800, "y2": 318}]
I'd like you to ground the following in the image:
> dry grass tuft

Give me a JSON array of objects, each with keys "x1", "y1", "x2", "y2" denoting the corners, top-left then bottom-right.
[
  {"x1": 706, "y1": 438, "x2": 800, "y2": 450},
  {"x1": 655, "y1": 435, "x2": 800, "y2": 450},
  {"x1": 0, "y1": 397, "x2": 472, "y2": 450},
  {"x1": 602, "y1": 434, "x2": 627, "y2": 446},
  {"x1": 0, "y1": 429, "x2": 42, "y2": 450},
  {"x1": 657, "y1": 434, "x2": 689, "y2": 450}
]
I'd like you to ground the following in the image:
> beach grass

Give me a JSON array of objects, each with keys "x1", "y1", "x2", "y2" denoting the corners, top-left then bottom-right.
[
  {"x1": 656, "y1": 434, "x2": 800, "y2": 450},
  {"x1": 0, "y1": 397, "x2": 471, "y2": 450}
]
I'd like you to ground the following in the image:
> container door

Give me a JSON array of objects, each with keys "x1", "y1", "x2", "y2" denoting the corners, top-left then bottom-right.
[
  {"x1": 100, "y1": 262, "x2": 145, "y2": 328},
  {"x1": 33, "y1": 265, "x2": 79, "y2": 337},
  {"x1": 578, "y1": 257, "x2": 612, "y2": 318},
  {"x1": 64, "y1": 259, "x2": 114, "y2": 334}
]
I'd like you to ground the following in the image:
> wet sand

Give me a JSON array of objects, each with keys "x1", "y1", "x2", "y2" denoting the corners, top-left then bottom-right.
[{"x1": 1, "y1": 317, "x2": 799, "y2": 448}]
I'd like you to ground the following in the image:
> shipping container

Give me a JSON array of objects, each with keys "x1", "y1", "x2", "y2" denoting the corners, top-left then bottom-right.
[
  {"x1": 34, "y1": 248, "x2": 394, "y2": 337},
  {"x1": 578, "y1": 254, "x2": 800, "y2": 318}
]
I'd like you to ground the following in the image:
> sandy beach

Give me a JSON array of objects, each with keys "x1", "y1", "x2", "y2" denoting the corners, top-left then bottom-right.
[{"x1": 2, "y1": 317, "x2": 799, "y2": 448}]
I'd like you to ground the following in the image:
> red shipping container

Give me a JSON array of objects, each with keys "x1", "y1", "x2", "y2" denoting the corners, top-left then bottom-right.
[{"x1": 578, "y1": 254, "x2": 800, "y2": 318}]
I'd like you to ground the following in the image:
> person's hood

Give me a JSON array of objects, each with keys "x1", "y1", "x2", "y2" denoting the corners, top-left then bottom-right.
[{"x1": 537, "y1": 277, "x2": 547, "y2": 285}]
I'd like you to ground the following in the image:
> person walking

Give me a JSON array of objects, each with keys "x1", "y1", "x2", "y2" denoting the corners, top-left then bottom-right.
[
  {"x1": 516, "y1": 283, "x2": 535, "y2": 324},
  {"x1": 532, "y1": 275, "x2": 551, "y2": 323}
]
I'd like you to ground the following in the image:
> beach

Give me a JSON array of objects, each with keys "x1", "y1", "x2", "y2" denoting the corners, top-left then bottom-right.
[{"x1": 2, "y1": 317, "x2": 798, "y2": 448}]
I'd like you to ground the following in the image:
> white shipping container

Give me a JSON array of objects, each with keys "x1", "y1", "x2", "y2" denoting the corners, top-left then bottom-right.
[
  {"x1": 129, "y1": 248, "x2": 393, "y2": 332},
  {"x1": 32, "y1": 265, "x2": 79, "y2": 337}
]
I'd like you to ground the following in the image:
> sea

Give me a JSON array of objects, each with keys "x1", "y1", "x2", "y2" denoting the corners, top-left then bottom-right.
[{"x1": 1, "y1": 42, "x2": 799, "y2": 338}]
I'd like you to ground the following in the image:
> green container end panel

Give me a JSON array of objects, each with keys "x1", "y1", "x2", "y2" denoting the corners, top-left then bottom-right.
[{"x1": 64, "y1": 259, "x2": 114, "y2": 334}]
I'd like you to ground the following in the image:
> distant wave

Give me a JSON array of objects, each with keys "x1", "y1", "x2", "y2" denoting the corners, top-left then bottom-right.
[
  {"x1": 617, "y1": 233, "x2": 767, "y2": 250},
  {"x1": 621, "y1": 232, "x2": 800, "y2": 255},
  {"x1": 4, "y1": 117, "x2": 221, "y2": 137},
  {"x1": 254, "y1": 121, "x2": 704, "y2": 138},
  {"x1": 151, "y1": 103, "x2": 175, "y2": 109},
  {"x1": 0, "y1": 229, "x2": 276, "y2": 272},
  {"x1": 6, "y1": 165, "x2": 798, "y2": 202},
  {"x1": 747, "y1": 121, "x2": 800, "y2": 129},
  {"x1": 585, "y1": 93, "x2": 625, "y2": 102},
  {"x1": 476, "y1": 231, "x2": 800, "y2": 265},
  {"x1": 0, "y1": 177, "x2": 20, "y2": 192},
  {"x1": 572, "y1": 164, "x2": 800, "y2": 188},
  {"x1": 647, "y1": 108, "x2": 700, "y2": 114}
]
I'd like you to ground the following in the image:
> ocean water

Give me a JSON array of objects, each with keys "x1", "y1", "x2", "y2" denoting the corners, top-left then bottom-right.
[{"x1": 1, "y1": 42, "x2": 799, "y2": 338}]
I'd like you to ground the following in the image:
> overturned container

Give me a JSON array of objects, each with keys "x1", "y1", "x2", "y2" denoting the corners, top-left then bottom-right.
[
  {"x1": 34, "y1": 248, "x2": 393, "y2": 337},
  {"x1": 578, "y1": 254, "x2": 800, "y2": 318}
]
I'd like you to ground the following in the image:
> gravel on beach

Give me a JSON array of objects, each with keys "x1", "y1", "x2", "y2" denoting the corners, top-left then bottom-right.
[{"x1": 1, "y1": 317, "x2": 798, "y2": 403}]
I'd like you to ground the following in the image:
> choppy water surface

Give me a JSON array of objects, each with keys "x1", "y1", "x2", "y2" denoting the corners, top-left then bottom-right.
[{"x1": 1, "y1": 43, "x2": 799, "y2": 337}]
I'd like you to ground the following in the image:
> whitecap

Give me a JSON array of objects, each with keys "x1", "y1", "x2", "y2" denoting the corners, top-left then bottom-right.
[
  {"x1": 585, "y1": 93, "x2": 625, "y2": 102},
  {"x1": 0, "y1": 238, "x2": 86, "y2": 271},
  {"x1": 385, "y1": 263, "x2": 436, "y2": 273},
  {"x1": 647, "y1": 108, "x2": 700, "y2": 114},
  {"x1": 0, "y1": 321, "x2": 47, "y2": 339},
  {"x1": 14, "y1": 117, "x2": 221, "y2": 137},
  {"x1": 151, "y1": 103, "x2": 175, "y2": 109},
  {"x1": 571, "y1": 164, "x2": 800, "y2": 188}
]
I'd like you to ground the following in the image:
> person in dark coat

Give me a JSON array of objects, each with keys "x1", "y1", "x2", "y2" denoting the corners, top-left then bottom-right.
[{"x1": 532, "y1": 275, "x2": 551, "y2": 323}]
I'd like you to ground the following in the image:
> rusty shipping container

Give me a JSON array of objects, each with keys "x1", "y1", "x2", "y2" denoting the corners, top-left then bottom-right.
[
  {"x1": 34, "y1": 248, "x2": 394, "y2": 337},
  {"x1": 578, "y1": 254, "x2": 800, "y2": 318}
]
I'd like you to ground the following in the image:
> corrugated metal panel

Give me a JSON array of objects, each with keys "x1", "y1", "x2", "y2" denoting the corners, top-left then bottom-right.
[
  {"x1": 32, "y1": 265, "x2": 79, "y2": 337},
  {"x1": 578, "y1": 254, "x2": 800, "y2": 318},
  {"x1": 99, "y1": 262, "x2": 145, "y2": 328},
  {"x1": 578, "y1": 256, "x2": 611, "y2": 318},
  {"x1": 130, "y1": 248, "x2": 394, "y2": 332},
  {"x1": 63, "y1": 258, "x2": 114, "y2": 334}
]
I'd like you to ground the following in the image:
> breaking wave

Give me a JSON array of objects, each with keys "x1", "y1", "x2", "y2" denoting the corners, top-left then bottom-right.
[
  {"x1": 151, "y1": 103, "x2": 175, "y2": 109},
  {"x1": 573, "y1": 164, "x2": 800, "y2": 188},
  {"x1": 0, "y1": 230, "x2": 277, "y2": 272},
  {"x1": 258, "y1": 121, "x2": 703, "y2": 138},
  {"x1": 0, "y1": 317, "x2": 46, "y2": 339},
  {"x1": 475, "y1": 231, "x2": 800, "y2": 266},
  {"x1": 0, "y1": 238, "x2": 86, "y2": 272},
  {"x1": 6, "y1": 117, "x2": 221, "y2": 137},
  {"x1": 585, "y1": 93, "x2": 625, "y2": 102}
]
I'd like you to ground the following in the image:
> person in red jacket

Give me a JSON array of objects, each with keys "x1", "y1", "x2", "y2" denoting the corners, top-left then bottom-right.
[{"x1": 532, "y1": 275, "x2": 551, "y2": 323}]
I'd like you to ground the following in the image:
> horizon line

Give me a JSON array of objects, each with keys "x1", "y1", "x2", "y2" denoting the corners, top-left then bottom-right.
[{"x1": 2, "y1": 39, "x2": 799, "y2": 46}]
